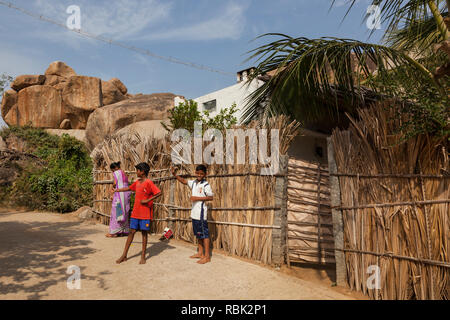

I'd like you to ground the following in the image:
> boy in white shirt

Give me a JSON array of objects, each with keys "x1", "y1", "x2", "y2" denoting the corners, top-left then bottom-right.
[{"x1": 171, "y1": 164, "x2": 214, "y2": 264}]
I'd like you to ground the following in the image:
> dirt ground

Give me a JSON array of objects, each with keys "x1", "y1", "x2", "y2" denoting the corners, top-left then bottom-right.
[{"x1": 0, "y1": 210, "x2": 364, "y2": 300}]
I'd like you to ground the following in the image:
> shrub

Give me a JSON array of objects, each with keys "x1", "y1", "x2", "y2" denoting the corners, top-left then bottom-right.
[
  {"x1": 162, "y1": 99, "x2": 238, "y2": 133},
  {"x1": 0, "y1": 126, "x2": 93, "y2": 213}
]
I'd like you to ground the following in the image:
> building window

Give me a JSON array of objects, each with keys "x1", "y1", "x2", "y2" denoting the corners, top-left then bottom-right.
[{"x1": 203, "y1": 99, "x2": 217, "y2": 112}]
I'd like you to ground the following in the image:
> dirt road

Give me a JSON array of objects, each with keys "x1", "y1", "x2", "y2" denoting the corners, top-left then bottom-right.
[{"x1": 0, "y1": 210, "x2": 356, "y2": 300}]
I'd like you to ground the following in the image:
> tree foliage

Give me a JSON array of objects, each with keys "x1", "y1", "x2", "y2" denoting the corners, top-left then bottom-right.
[
  {"x1": 162, "y1": 99, "x2": 238, "y2": 133},
  {"x1": 0, "y1": 126, "x2": 93, "y2": 212},
  {"x1": 0, "y1": 73, "x2": 13, "y2": 97},
  {"x1": 244, "y1": 1, "x2": 450, "y2": 139}
]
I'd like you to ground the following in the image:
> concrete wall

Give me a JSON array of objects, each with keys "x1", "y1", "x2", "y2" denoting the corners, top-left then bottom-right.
[{"x1": 194, "y1": 78, "x2": 264, "y2": 123}]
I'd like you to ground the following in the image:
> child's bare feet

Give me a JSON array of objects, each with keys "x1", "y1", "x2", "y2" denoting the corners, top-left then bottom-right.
[
  {"x1": 139, "y1": 257, "x2": 146, "y2": 264},
  {"x1": 197, "y1": 257, "x2": 211, "y2": 264},
  {"x1": 190, "y1": 253, "x2": 202, "y2": 259},
  {"x1": 116, "y1": 256, "x2": 127, "y2": 264}
]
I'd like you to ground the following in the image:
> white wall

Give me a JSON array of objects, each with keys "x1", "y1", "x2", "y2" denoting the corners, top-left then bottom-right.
[{"x1": 194, "y1": 78, "x2": 264, "y2": 124}]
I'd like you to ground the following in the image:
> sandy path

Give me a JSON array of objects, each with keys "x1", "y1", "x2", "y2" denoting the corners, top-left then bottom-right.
[{"x1": 0, "y1": 210, "x2": 354, "y2": 300}]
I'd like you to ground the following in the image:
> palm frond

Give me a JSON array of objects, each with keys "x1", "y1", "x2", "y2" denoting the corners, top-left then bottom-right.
[
  {"x1": 385, "y1": 11, "x2": 449, "y2": 54},
  {"x1": 338, "y1": 1, "x2": 439, "y2": 38},
  {"x1": 242, "y1": 34, "x2": 438, "y2": 126}
]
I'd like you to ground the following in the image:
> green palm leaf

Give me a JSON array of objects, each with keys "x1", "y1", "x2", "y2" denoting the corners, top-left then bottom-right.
[
  {"x1": 242, "y1": 34, "x2": 438, "y2": 126},
  {"x1": 385, "y1": 11, "x2": 448, "y2": 53}
]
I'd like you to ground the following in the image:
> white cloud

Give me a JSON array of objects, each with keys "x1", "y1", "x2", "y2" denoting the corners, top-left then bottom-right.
[
  {"x1": 137, "y1": 2, "x2": 248, "y2": 41},
  {"x1": 31, "y1": 0, "x2": 248, "y2": 43},
  {"x1": 32, "y1": 0, "x2": 173, "y2": 42}
]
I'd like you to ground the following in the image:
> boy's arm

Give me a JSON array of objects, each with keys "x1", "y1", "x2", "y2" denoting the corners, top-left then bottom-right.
[
  {"x1": 191, "y1": 184, "x2": 214, "y2": 202},
  {"x1": 140, "y1": 192, "x2": 161, "y2": 204},
  {"x1": 111, "y1": 186, "x2": 131, "y2": 195},
  {"x1": 171, "y1": 167, "x2": 188, "y2": 185},
  {"x1": 190, "y1": 195, "x2": 213, "y2": 202}
]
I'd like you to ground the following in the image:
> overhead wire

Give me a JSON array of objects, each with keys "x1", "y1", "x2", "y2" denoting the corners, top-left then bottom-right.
[{"x1": 0, "y1": 0, "x2": 235, "y2": 77}]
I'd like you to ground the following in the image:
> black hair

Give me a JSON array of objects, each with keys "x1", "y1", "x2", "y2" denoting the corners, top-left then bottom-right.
[
  {"x1": 195, "y1": 164, "x2": 207, "y2": 174},
  {"x1": 110, "y1": 161, "x2": 121, "y2": 170},
  {"x1": 135, "y1": 162, "x2": 150, "y2": 176}
]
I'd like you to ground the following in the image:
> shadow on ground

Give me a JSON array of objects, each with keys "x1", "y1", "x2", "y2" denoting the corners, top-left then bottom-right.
[
  {"x1": 125, "y1": 238, "x2": 176, "y2": 261},
  {"x1": 0, "y1": 216, "x2": 112, "y2": 299}
]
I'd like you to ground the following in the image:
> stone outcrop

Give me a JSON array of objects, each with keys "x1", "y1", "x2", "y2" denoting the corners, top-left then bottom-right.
[
  {"x1": 11, "y1": 75, "x2": 46, "y2": 91},
  {"x1": 1, "y1": 61, "x2": 131, "y2": 130},
  {"x1": 45, "y1": 61, "x2": 77, "y2": 78},
  {"x1": 59, "y1": 119, "x2": 71, "y2": 129},
  {"x1": 16, "y1": 85, "x2": 63, "y2": 128},
  {"x1": 72, "y1": 206, "x2": 95, "y2": 220},
  {"x1": 101, "y1": 80, "x2": 126, "y2": 106},
  {"x1": 109, "y1": 78, "x2": 127, "y2": 95},
  {"x1": 1, "y1": 89, "x2": 17, "y2": 118},
  {"x1": 62, "y1": 76, "x2": 102, "y2": 112},
  {"x1": 44, "y1": 75, "x2": 66, "y2": 86},
  {"x1": 45, "y1": 129, "x2": 87, "y2": 144},
  {"x1": 115, "y1": 120, "x2": 168, "y2": 141},
  {"x1": 61, "y1": 76, "x2": 103, "y2": 129},
  {"x1": 85, "y1": 93, "x2": 183, "y2": 150}
]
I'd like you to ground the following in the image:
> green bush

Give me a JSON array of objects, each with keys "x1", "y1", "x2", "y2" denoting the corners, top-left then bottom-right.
[
  {"x1": 162, "y1": 99, "x2": 238, "y2": 133},
  {"x1": 1, "y1": 126, "x2": 93, "y2": 213}
]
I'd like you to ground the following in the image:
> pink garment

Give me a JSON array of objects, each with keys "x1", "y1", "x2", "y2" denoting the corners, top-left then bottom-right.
[{"x1": 109, "y1": 169, "x2": 131, "y2": 235}]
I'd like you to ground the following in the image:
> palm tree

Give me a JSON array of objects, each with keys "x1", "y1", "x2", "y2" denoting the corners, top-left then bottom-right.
[{"x1": 243, "y1": 0, "x2": 449, "y2": 135}]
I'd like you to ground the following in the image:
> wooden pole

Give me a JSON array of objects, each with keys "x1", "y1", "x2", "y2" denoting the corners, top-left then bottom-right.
[
  {"x1": 286, "y1": 158, "x2": 291, "y2": 268},
  {"x1": 316, "y1": 162, "x2": 322, "y2": 264},
  {"x1": 272, "y1": 155, "x2": 289, "y2": 267},
  {"x1": 327, "y1": 137, "x2": 347, "y2": 287},
  {"x1": 168, "y1": 178, "x2": 175, "y2": 230}
]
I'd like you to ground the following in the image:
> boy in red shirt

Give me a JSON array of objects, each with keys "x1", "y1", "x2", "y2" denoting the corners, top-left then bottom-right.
[{"x1": 113, "y1": 162, "x2": 161, "y2": 264}]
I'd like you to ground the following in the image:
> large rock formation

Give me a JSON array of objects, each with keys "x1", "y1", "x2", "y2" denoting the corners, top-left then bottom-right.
[
  {"x1": 85, "y1": 93, "x2": 183, "y2": 150},
  {"x1": 45, "y1": 129, "x2": 87, "y2": 144},
  {"x1": 1, "y1": 89, "x2": 17, "y2": 118},
  {"x1": 1, "y1": 61, "x2": 130, "y2": 130},
  {"x1": 11, "y1": 75, "x2": 46, "y2": 91},
  {"x1": 115, "y1": 120, "x2": 168, "y2": 140},
  {"x1": 109, "y1": 78, "x2": 127, "y2": 95},
  {"x1": 16, "y1": 85, "x2": 63, "y2": 128},
  {"x1": 62, "y1": 76, "x2": 102, "y2": 129},
  {"x1": 101, "y1": 80, "x2": 126, "y2": 106},
  {"x1": 45, "y1": 61, "x2": 77, "y2": 78}
]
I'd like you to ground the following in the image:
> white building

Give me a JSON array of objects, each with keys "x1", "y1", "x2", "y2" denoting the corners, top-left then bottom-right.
[
  {"x1": 194, "y1": 67, "x2": 329, "y2": 164},
  {"x1": 194, "y1": 67, "x2": 264, "y2": 124}
]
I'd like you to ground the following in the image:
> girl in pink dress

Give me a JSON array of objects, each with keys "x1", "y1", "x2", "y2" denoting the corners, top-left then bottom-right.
[{"x1": 106, "y1": 162, "x2": 131, "y2": 238}]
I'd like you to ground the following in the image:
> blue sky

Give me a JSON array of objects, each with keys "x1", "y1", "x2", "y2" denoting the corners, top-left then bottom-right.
[{"x1": 0, "y1": 0, "x2": 384, "y2": 125}]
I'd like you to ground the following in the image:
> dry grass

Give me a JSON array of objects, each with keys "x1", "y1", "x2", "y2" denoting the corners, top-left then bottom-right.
[
  {"x1": 91, "y1": 115, "x2": 300, "y2": 265},
  {"x1": 331, "y1": 101, "x2": 449, "y2": 300}
]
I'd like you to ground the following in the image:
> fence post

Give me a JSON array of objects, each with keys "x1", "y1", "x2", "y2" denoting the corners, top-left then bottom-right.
[
  {"x1": 327, "y1": 137, "x2": 347, "y2": 286},
  {"x1": 272, "y1": 155, "x2": 289, "y2": 267},
  {"x1": 168, "y1": 178, "x2": 175, "y2": 230}
]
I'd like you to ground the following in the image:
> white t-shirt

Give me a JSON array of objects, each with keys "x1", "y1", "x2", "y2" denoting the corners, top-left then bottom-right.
[{"x1": 187, "y1": 179, "x2": 214, "y2": 220}]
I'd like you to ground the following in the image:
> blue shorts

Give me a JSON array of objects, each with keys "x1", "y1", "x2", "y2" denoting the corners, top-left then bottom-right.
[
  {"x1": 192, "y1": 219, "x2": 209, "y2": 239},
  {"x1": 130, "y1": 218, "x2": 151, "y2": 231}
]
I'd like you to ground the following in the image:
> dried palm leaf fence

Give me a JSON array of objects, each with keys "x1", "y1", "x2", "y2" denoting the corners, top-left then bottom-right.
[
  {"x1": 328, "y1": 101, "x2": 449, "y2": 300},
  {"x1": 91, "y1": 116, "x2": 300, "y2": 265}
]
